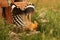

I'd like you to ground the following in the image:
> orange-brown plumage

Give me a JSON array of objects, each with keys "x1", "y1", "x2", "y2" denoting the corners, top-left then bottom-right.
[{"x1": 25, "y1": 21, "x2": 38, "y2": 31}]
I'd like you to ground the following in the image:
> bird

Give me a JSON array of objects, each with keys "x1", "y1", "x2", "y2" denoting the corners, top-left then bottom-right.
[{"x1": 11, "y1": 3, "x2": 37, "y2": 32}]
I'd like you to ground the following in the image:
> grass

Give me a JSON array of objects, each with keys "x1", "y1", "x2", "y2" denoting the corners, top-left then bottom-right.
[
  {"x1": 0, "y1": 18, "x2": 13, "y2": 40},
  {"x1": 0, "y1": 0, "x2": 60, "y2": 40}
]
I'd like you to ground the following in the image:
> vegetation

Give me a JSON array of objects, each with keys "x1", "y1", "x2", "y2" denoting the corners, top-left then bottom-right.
[
  {"x1": 0, "y1": 0, "x2": 60, "y2": 40},
  {"x1": 0, "y1": 18, "x2": 13, "y2": 40}
]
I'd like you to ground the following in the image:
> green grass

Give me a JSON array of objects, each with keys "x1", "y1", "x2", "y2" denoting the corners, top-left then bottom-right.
[
  {"x1": 29, "y1": 9, "x2": 60, "y2": 40},
  {"x1": 0, "y1": 18, "x2": 13, "y2": 40}
]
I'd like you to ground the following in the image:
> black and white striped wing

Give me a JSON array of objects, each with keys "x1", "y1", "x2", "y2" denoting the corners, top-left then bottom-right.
[{"x1": 13, "y1": 15, "x2": 24, "y2": 27}]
